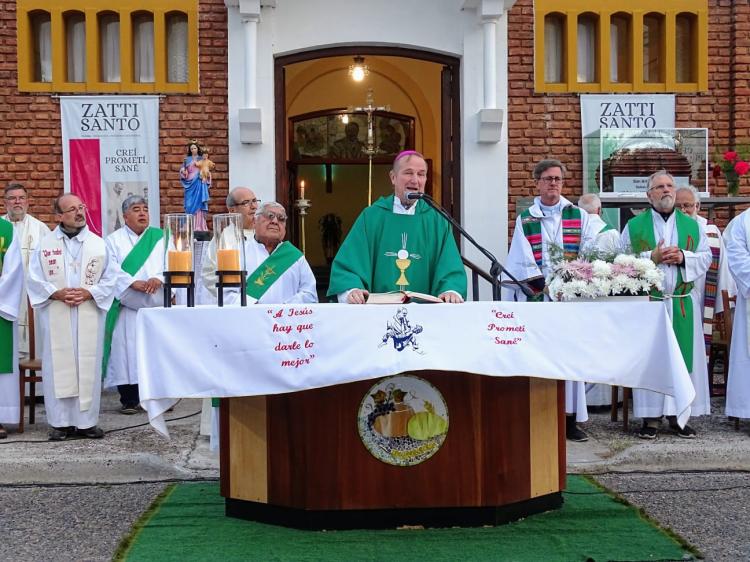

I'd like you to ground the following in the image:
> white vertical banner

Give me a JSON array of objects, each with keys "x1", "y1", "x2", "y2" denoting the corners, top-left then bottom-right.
[{"x1": 61, "y1": 95, "x2": 160, "y2": 236}]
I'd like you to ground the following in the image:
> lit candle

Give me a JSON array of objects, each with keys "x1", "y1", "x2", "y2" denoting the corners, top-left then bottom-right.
[
  {"x1": 168, "y1": 250, "x2": 192, "y2": 284},
  {"x1": 217, "y1": 248, "x2": 241, "y2": 284},
  {"x1": 300, "y1": 179, "x2": 305, "y2": 200}
]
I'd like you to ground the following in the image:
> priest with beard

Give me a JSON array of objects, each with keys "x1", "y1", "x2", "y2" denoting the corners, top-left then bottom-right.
[
  {"x1": 27, "y1": 194, "x2": 117, "y2": 441},
  {"x1": 621, "y1": 171, "x2": 712, "y2": 439}
]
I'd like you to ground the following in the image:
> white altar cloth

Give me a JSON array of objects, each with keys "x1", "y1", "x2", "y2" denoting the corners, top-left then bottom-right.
[{"x1": 136, "y1": 301, "x2": 694, "y2": 436}]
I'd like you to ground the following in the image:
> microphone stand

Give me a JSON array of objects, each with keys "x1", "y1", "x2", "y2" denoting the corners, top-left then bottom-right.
[{"x1": 408, "y1": 193, "x2": 534, "y2": 300}]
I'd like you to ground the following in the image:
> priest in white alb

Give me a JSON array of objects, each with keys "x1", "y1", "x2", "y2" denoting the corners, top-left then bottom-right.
[
  {"x1": 201, "y1": 186, "x2": 260, "y2": 302},
  {"x1": 621, "y1": 172, "x2": 712, "y2": 439},
  {"x1": 2, "y1": 182, "x2": 50, "y2": 359},
  {"x1": 221, "y1": 201, "x2": 318, "y2": 306},
  {"x1": 722, "y1": 207, "x2": 750, "y2": 421},
  {"x1": 27, "y1": 194, "x2": 117, "y2": 441},
  {"x1": 0, "y1": 217, "x2": 23, "y2": 438},
  {"x1": 502, "y1": 159, "x2": 599, "y2": 442},
  {"x1": 103, "y1": 195, "x2": 165, "y2": 414}
]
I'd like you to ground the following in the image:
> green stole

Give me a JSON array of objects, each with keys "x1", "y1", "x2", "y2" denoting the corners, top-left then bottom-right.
[
  {"x1": 627, "y1": 210, "x2": 700, "y2": 372},
  {"x1": 0, "y1": 218, "x2": 13, "y2": 373},
  {"x1": 520, "y1": 205, "x2": 583, "y2": 302},
  {"x1": 101, "y1": 227, "x2": 163, "y2": 378},
  {"x1": 245, "y1": 241, "x2": 303, "y2": 300}
]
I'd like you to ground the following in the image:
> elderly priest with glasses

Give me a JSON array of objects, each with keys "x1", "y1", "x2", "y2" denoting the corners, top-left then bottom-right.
[
  {"x1": 27, "y1": 194, "x2": 117, "y2": 441},
  {"x1": 219, "y1": 201, "x2": 317, "y2": 306}
]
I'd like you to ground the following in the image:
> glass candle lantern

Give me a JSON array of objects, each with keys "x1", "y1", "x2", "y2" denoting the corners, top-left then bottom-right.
[
  {"x1": 213, "y1": 213, "x2": 245, "y2": 284},
  {"x1": 164, "y1": 213, "x2": 194, "y2": 285}
]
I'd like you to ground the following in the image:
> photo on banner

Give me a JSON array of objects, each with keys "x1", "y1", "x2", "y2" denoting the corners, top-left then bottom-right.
[{"x1": 60, "y1": 96, "x2": 160, "y2": 236}]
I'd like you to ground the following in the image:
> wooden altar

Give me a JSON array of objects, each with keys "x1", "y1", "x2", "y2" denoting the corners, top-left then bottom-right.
[{"x1": 220, "y1": 372, "x2": 565, "y2": 530}]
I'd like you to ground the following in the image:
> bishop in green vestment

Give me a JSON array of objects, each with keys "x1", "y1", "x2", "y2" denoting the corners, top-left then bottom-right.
[{"x1": 327, "y1": 151, "x2": 467, "y2": 304}]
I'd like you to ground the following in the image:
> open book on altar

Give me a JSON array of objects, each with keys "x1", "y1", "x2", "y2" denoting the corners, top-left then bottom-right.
[{"x1": 366, "y1": 290, "x2": 443, "y2": 304}]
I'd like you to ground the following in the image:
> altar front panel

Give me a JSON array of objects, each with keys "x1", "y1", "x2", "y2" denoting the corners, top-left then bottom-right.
[{"x1": 222, "y1": 373, "x2": 564, "y2": 511}]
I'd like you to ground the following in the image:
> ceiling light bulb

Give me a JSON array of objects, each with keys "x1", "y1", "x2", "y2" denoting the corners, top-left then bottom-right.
[{"x1": 351, "y1": 66, "x2": 365, "y2": 82}]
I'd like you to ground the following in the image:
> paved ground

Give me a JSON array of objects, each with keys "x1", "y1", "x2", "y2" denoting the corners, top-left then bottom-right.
[{"x1": 1, "y1": 391, "x2": 749, "y2": 561}]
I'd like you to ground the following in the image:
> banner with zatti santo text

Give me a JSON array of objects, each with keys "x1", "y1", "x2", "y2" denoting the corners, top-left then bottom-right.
[{"x1": 61, "y1": 96, "x2": 160, "y2": 237}]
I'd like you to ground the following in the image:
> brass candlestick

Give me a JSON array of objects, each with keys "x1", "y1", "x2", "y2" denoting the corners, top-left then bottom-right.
[{"x1": 295, "y1": 197, "x2": 311, "y2": 254}]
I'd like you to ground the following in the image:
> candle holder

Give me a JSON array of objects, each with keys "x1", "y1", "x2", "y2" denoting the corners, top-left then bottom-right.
[
  {"x1": 163, "y1": 213, "x2": 195, "y2": 308},
  {"x1": 213, "y1": 213, "x2": 248, "y2": 307},
  {"x1": 295, "y1": 197, "x2": 311, "y2": 254}
]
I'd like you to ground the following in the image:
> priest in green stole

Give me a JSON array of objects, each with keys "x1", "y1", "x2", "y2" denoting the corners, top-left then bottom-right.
[
  {"x1": 0, "y1": 218, "x2": 24, "y2": 438},
  {"x1": 102, "y1": 196, "x2": 165, "y2": 415},
  {"x1": 327, "y1": 151, "x2": 466, "y2": 304},
  {"x1": 621, "y1": 171, "x2": 712, "y2": 440},
  {"x1": 221, "y1": 201, "x2": 317, "y2": 306}
]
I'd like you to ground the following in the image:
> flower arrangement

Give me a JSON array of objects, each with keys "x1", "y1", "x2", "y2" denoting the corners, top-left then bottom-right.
[
  {"x1": 714, "y1": 150, "x2": 750, "y2": 196},
  {"x1": 547, "y1": 254, "x2": 664, "y2": 301}
]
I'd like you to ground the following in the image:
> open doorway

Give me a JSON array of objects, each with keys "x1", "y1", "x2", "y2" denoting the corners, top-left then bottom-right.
[{"x1": 274, "y1": 48, "x2": 460, "y2": 299}]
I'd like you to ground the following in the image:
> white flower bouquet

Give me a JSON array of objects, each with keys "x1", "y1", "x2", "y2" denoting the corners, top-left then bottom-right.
[{"x1": 547, "y1": 254, "x2": 664, "y2": 302}]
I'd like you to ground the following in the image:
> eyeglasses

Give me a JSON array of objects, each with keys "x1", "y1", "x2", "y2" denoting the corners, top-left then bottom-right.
[
  {"x1": 539, "y1": 176, "x2": 563, "y2": 184},
  {"x1": 676, "y1": 202, "x2": 698, "y2": 210},
  {"x1": 259, "y1": 210, "x2": 287, "y2": 223},
  {"x1": 4, "y1": 196, "x2": 27, "y2": 202},
  {"x1": 61, "y1": 205, "x2": 87, "y2": 214},
  {"x1": 648, "y1": 183, "x2": 674, "y2": 191},
  {"x1": 236, "y1": 198, "x2": 261, "y2": 207}
]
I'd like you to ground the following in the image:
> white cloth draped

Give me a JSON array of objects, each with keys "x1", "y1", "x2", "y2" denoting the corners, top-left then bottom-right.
[
  {"x1": 136, "y1": 301, "x2": 695, "y2": 437},
  {"x1": 0, "y1": 235, "x2": 23, "y2": 423},
  {"x1": 103, "y1": 226, "x2": 165, "y2": 388},
  {"x1": 3, "y1": 214, "x2": 50, "y2": 356},
  {"x1": 621, "y1": 210, "x2": 712, "y2": 418},
  {"x1": 724, "y1": 210, "x2": 750, "y2": 418},
  {"x1": 502, "y1": 196, "x2": 599, "y2": 421},
  {"x1": 27, "y1": 226, "x2": 116, "y2": 429}
]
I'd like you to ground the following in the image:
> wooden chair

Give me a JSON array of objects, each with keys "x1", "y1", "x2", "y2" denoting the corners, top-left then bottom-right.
[
  {"x1": 610, "y1": 386, "x2": 631, "y2": 432},
  {"x1": 707, "y1": 290, "x2": 735, "y2": 397},
  {"x1": 18, "y1": 300, "x2": 42, "y2": 433}
]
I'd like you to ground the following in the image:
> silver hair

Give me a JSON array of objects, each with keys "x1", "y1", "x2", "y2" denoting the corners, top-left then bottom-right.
[
  {"x1": 255, "y1": 201, "x2": 285, "y2": 217},
  {"x1": 675, "y1": 184, "x2": 700, "y2": 199},
  {"x1": 577, "y1": 193, "x2": 601, "y2": 214},
  {"x1": 122, "y1": 195, "x2": 147, "y2": 214},
  {"x1": 647, "y1": 170, "x2": 675, "y2": 190}
]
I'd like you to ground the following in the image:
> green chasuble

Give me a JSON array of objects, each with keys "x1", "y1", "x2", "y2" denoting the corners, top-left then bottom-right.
[
  {"x1": 0, "y1": 217, "x2": 13, "y2": 373},
  {"x1": 327, "y1": 195, "x2": 467, "y2": 299},
  {"x1": 627, "y1": 209, "x2": 700, "y2": 372}
]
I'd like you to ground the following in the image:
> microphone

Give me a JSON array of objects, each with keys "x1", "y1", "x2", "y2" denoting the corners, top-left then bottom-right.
[{"x1": 405, "y1": 192, "x2": 426, "y2": 200}]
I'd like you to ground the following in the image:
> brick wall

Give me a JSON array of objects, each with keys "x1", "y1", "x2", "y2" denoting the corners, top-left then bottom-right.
[
  {"x1": 507, "y1": 0, "x2": 750, "y2": 232},
  {"x1": 0, "y1": 0, "x2": 229, "y2": 228}
]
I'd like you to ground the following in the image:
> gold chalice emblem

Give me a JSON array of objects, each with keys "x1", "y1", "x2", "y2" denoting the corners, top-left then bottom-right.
[{"x1": 395, "y1": 249, "x2": 411, "y2": 287}]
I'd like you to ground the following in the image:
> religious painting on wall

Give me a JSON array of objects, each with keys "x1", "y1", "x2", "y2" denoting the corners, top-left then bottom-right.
[{"x1": 289, "y1": 109, "x2": 415, "y2": 164}]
